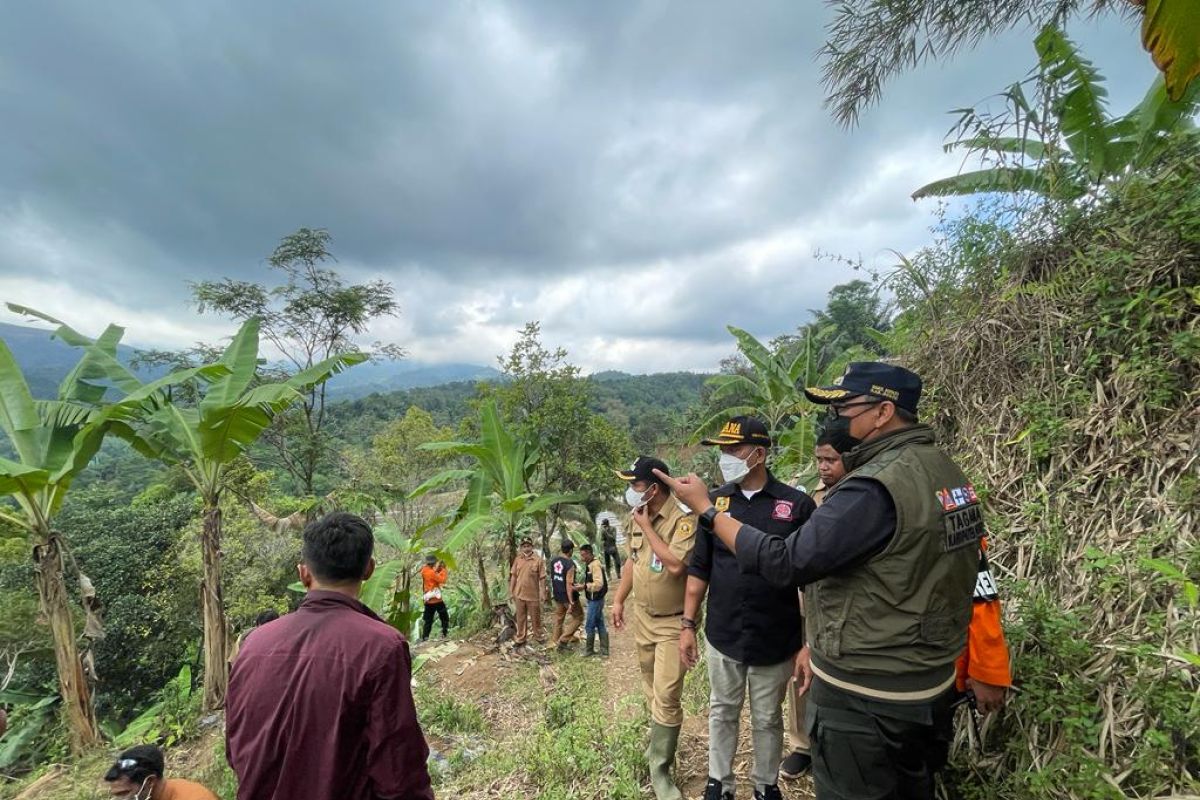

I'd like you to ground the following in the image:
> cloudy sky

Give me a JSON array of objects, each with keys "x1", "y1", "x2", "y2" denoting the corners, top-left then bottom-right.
[{"x1": 0, "y1": 2, "x2": 1155, "y2": 373}]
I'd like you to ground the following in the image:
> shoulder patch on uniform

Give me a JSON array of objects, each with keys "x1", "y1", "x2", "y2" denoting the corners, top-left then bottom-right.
[
  {"x1": 677, "y1": 519, "x2": 694, "y2": 537},
  {"x1": 715, "y1": 496, "x2": 730, "y2": 512},
  {"x1": 943, "y1": 503, "x2": 984, "y2": 552}
]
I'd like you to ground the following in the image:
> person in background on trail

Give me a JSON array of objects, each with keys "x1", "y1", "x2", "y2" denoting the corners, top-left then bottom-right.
[
  {"x1": 577, "y1": 543, "x2": 609, "y2": 657},
  {"x1": 510, "y1": 535, "x2": 548, "y2": 647},
  {"x1": 420, "y1": 553, "x2": 450, "y2": 641},
  {"x1": 657, "y1": 363, "x2": 980, "y2": 800},
  {"x1": 778, "y1": 426, "x2": 859, "y2": 780},
  {"x1": 103, "y1": 744, "x2": 218, "y2": 800},
  {"x1": 600, "y1": 518, "x2": 622, "y2": 578},
  {"x1": 0, "y1": 706, "x2": 6, "y2": 738},
  {"x1": 227, "y1": 608, "x2": 281, "y2": 669},
  {"x1": 226, "y1": 512, "x2": 433, "y2": 800},
  {"x1": 682, "y1": 416, "x2": 816, "y2": 800},
  {"x1": 611, "y1": 456, "x2": 698, "y2": 800},
  {"x1": 551, "y1": 539, "x2": 585, "y2": 652}
]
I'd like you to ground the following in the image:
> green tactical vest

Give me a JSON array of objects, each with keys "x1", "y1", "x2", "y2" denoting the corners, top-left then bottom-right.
[{"x1": 806, "y1": 425, "x2": 981, "y2": 693}]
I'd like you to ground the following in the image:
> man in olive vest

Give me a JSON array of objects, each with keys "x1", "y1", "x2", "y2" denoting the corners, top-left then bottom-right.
[{"x1": 657, "y1": 363, "x2": 979, "y2": 800}]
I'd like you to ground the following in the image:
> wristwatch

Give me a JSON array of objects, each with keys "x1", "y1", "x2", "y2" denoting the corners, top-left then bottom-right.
[
  {"x1": 681, "y1": 617, "x2": 697, "y2": 630},
  {"x1": 698, "y1": 506, "x2": 719, "y2": 530}
]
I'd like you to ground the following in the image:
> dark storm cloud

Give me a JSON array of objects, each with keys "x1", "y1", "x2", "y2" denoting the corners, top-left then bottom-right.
[{"x1": 0, "y1": 1, "x2": 1155, "y2": 369}]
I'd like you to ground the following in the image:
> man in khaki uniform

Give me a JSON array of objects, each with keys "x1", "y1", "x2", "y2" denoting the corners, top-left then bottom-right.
[
  {"x1": 780, "y1": 428, "x2": 849, "y2": 779},
  {"x1": 509, "y1": 536, "x2": 547, "y2": 646},
  {"x1": 612, "y1": 456, "x2": 698, "y2": 800}
]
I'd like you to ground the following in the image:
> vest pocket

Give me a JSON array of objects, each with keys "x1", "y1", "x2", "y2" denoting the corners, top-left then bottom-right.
[{"x1": 919, "y1": 613, "x2": 957, "y2": 647}]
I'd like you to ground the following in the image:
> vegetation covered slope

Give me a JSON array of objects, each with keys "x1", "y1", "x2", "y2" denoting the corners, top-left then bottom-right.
[{"x1": 896, "y1": 145, "x2": 1199, "y2": 798}]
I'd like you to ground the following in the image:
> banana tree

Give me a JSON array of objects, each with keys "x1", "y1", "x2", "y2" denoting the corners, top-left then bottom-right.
[
  {"x1": 410, "y1": 399, "x2": 581, "y2": 613},
  {"x1": 96, "y1": 318, "x2": 364, "y2": 710},
  {"x1": 0, "y1": 309, "x2": 219, "y2": 751},
  {"x1": 696, "y1": 326, "x2": 866, "y2": 482},
  {"x1": 913, "y1": 24, "x2": 1200, "y2": 202}
]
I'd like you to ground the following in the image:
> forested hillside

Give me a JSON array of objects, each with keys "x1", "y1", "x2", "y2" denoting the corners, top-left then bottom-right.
[{"x1": 1, "y1": 6, "x2": 1198, "y2": 800}]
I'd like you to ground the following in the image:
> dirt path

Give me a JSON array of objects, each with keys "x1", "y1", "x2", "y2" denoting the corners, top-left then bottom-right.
[
  {"x1": 604, "y1": 610, "x2": 815, "y2": 800},
  {"x1": 418, "y1": 606, "x2": 815, "y2": 799}
]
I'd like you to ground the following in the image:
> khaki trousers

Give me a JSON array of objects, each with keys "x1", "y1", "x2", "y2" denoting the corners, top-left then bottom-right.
[
  {"x1": 514, "y1": 597, "x2": 542, "y2": 644},
  {"x1": 552, "y1": 600, "x2": 584, "y2": 643},
  {"x1": 634, "y1": 605, "x2": 686, "y2": 726}
]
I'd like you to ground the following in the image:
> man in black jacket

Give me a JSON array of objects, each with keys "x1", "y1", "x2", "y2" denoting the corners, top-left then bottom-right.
[{"x1": 680, "y1": 416, "x2": 815, "y2": 800}]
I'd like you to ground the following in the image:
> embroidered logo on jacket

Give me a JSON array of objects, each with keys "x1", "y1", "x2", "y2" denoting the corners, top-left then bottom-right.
[{"x1": 772, "y1": 500, "x2": 794, "y2": 520}]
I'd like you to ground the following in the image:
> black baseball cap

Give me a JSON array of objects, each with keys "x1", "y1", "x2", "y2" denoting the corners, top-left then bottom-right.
[
  {"x1": 519, "y1": 535, "x2": 533, "y2": 546},
  {"x1": 616, "y1": 456, "x2": 670, "y2": 483},
  {"x1": 104, "y1": 745, "x2": 164, "y2": 782},
  {"x1": 700, "y1": 415, "x2": 772, "y2": 447},
  {"x1": 804, "y1": 362, "x2": 922, "y2": 414}
]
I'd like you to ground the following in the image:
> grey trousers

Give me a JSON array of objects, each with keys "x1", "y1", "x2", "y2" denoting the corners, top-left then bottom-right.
[{"x1": 707, "y1": 640, "x2": 794, "y2": 792}]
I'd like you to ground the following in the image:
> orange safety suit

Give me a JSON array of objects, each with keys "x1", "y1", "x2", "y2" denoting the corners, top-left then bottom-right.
[{"x1": 955, "y1": 537, "x2": 1012, "y2": 690}]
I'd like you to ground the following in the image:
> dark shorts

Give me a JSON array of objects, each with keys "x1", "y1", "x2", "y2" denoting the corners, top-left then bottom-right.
[{"x1": 805, "y1": 676, "x2": 954, "y2": 800}]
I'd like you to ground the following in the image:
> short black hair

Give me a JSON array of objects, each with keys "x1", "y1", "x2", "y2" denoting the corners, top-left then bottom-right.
[
  {"x1": 600, "y1": 519, "x2": 610, "y2": 526},
  {"x1": 104, "y1": 744, "x2": 163, "y2": 783},
  {"x1": 254, "y1": 609, "x2": 280, "y2": 627},
  {"x1": 302, "y1": 512, "x2": 374, "y2": 583},
  {"x1": 560, "y1": 539, "x2": 574, "y2": 553},
  {"x1": 894, "y1": 406, "x2": 919, "y2": 424},
  {"x1": 579, "y1": 543, "x2": 594, "y2": 553}
]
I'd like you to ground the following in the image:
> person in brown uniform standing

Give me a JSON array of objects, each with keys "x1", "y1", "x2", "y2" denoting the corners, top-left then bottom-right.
[
  {"x1": 509, "y1": 535, "x2": 547, "y2": 647},
  {"x1": 611, "y1": 456, "x2": 698, "y2": 800}
]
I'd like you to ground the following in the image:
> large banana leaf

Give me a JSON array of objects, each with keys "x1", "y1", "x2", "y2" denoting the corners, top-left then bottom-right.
[
  {"x1": 1035, "y1": 24, "x2": 1111, "y2": 182},
  {"x1": 199, "y1": 383, "x2": 300, "y2": 463},
  {"x1": 286, "y1": 351, "x2": 368, "y2": 390},
  {"x1": 6, "y1": 305, "x2": 143, "y2": 401},
  {"x1": 360, "y1": 559, "x2": 405, "y2": 616},
  {"x1": 522, "y1": 492, "x2": 585, "y2": 516},
  {"x1": 1142, "y1": 0, "x2": 1200, "y2": 102},
  {"x1": 478, "y1": 400, "x2": 518, "y2": 497},
  {"x1": 0, "y1": 340, "x2": 43, "y2": 465},
  {"x1": 1118, "y1": 75, "x2": 1200, "y2": 170},
  {"x1": 408, "y1": 468, "x2": 476, "y2": 500},
  {"x1": 912, "y1": 167, "x2": 1068, "y2": 200},
  {"x1": 0, "y1": 457, "x2": 49, "y2": 497},
  {"x1": 200, "y1": 318, "x2": 263, "y2": 417},
  {"x1": 445, "y1": 512, "x2": 497, "y2": 551}
]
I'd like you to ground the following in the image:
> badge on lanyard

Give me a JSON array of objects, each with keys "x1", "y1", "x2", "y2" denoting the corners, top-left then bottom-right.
[{"x1": 650, "y1": 552, "x2": 663, "y2": 573}]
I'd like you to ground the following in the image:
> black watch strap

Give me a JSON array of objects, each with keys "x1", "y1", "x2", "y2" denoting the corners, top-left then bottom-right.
[{"x1": 699, "y1": 506, "x2": 719, "y2": 529}]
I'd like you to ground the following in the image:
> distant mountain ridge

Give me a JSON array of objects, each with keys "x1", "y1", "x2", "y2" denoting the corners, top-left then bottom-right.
[
  {"x1": 0, "y1": 321, "x2": 154, "y2": 398},
  {"x1": 0, "y1": 321, "x2": 504, "y2": 398}
]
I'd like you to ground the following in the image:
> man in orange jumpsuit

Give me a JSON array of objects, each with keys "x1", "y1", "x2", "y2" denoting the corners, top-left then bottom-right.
[{"x1": 420, "y1": 554, "x2": 450, "y2": 641}]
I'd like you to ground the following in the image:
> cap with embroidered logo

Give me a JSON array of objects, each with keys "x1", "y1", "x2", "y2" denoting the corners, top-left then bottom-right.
[
  {"x1": 615, "y1": 456, "x2": 670, "y2": 483},
  {"x1": 700, "y1": 416, "x2": 772, "y2": 447},
  {"x1": 804, "y1": 362, "x2": 922, "y2": 414}
]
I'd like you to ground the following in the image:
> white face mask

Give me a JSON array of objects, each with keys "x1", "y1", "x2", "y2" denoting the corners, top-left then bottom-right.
[
  {"x1": 718, "y1": 451, "x2": 754, "y2": 484},
  {"x1": 625, "y1": 485, "x2": 650, "y2": 508}
]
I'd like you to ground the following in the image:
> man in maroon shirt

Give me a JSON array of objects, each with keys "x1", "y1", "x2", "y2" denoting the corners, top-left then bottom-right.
[{"x1": 226, "y1": 512, "x2": 434, "y2": 800}]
